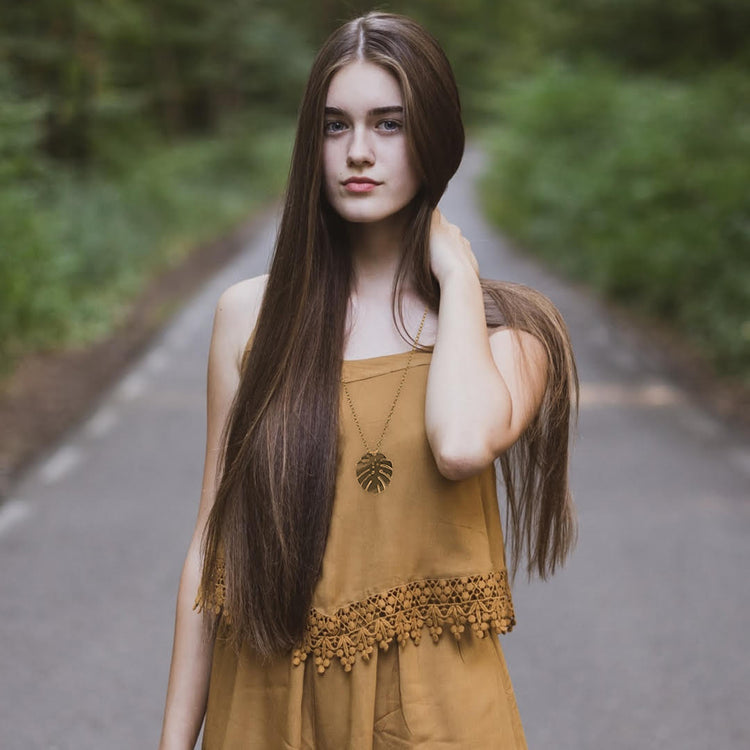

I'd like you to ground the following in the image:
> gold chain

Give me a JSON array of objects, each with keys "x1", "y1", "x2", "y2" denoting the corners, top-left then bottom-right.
[{"x1": 341, "y1": 304, "x2": 429, "y2": 493}]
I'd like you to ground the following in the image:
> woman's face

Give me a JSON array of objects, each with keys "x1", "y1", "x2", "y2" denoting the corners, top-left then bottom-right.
[{"x1": 322, "y1": 60, "x2": 421, "y2": 225}]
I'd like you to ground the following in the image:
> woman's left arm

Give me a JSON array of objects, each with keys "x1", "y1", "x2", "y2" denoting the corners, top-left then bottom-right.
[{"x1": 425, "y1": 209, "x2": 548, "y2": 481}]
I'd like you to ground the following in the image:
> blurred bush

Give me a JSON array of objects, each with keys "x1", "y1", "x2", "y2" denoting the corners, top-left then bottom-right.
[
  {"x1": 2, "y1": 0, "x2": 749, "y2": 388},
  {"x1": 0, "y1": 1, "x2": 308, "y2": 376},
  {"x1": 548, "y1": 0, "x2": 750, "y2": 72},
  {"x1": 479, "y1": 63, "x2": 750, "y2": 383},
  {"x1": 0, "y1": 114, "x2": 294, "y2": 376}
]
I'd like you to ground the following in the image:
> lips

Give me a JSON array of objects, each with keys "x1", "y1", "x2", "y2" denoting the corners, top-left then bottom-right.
[{"x1": 342, "y1": 176, "x2": 381, "y2": 194}]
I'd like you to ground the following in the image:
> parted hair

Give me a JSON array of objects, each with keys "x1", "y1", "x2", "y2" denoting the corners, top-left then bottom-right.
[{"x1": 198, "y1": 11, "x2": 578, "y2": 658}]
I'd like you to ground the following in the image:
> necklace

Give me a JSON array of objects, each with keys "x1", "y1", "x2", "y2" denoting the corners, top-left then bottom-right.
[{"x1": 341, "y1": 304, "x2": 429, "y2": 494}]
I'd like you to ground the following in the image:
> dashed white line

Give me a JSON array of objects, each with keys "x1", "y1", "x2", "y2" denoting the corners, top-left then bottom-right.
[
  {"x1": 579, "y1": 381, "x2": 685, "y2": 408},
  {"x1": 39, "y1": 445, "x2": 83, "y2": 485},
  {"x1": 0, "y1": 498, "x2": 31, "y2": 536},
  {"x1": 84, "y1": 405, "x2": 119, "y2": 438},
  {"x1": 144, "y1": 345, "x2": 170, "y2": 373},
  {"x1": 117, "y1": 371, "x2": 147, "y2": 400}
]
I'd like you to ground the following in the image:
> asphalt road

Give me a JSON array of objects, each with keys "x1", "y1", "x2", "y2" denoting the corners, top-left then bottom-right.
[{"x1": 1, "y1": 145, "x2": 748, "y2": 749}]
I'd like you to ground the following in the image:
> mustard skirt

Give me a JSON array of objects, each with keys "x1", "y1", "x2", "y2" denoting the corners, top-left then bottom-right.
[{"x1": 202, "y1": 622, "x2": 528, "y2": 749}]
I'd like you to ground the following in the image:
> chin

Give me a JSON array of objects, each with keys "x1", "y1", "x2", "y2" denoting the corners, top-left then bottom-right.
[
  {"x1": 334, "y1": 201, "x2": 413, "y2": 225},
  {"x1": 343, "y1": 211, "x2": 394, "y2": 224}
]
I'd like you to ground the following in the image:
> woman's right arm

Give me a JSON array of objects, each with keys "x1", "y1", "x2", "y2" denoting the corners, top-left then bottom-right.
[{"x1": 158, "y1": 276, "x2": 266, "y2": 750}]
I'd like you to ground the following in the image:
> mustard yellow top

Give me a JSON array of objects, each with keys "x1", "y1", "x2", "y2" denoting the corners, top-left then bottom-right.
[{"x1": 195, "y1": 342, "x2": 515, "y2": 675}]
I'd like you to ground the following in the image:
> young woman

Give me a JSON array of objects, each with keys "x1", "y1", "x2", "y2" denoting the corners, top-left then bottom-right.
[{"x1": 159, "y1": 11, "x2": 578, "y2": 750}]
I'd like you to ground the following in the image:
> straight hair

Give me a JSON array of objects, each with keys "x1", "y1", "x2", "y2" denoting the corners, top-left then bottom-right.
[{"x1": 197, "y1": 11, "x2": 578, "y2": 659}]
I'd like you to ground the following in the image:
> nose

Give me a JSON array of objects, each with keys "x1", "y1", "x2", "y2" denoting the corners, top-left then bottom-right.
[{"x1": 346, "y1": 126, "x2": 374, "y2": 167}]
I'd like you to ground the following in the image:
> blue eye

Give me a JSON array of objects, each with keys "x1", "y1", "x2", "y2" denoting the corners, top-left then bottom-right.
[
  {"x1": 324, "y1": 119, "x2": 402, "y2": 135},
  {"x1": 324, "y1": 121, "x2": 346, "y2": 134}
]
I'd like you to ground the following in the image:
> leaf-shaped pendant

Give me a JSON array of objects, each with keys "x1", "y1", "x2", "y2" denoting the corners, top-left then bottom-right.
[{"x1": 356, "y1": 451, "x2": 393, "y2": 493}]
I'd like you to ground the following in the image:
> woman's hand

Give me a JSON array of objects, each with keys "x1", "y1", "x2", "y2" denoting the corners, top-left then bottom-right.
[{"x1": 428, "y1": 208, "x2": 480, "y2": 284}]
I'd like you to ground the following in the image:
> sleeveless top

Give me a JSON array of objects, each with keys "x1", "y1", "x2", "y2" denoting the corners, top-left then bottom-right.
[{"x1": 194, "y1": 332, "x2": 516, "y2": 675}]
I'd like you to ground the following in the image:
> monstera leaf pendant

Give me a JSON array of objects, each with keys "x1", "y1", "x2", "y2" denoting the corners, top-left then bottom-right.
[{"x1": 356, "y1": 451, "x2": 393, "y2": 493}]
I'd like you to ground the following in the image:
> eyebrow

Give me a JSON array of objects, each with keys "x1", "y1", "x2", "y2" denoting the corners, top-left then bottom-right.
[{"x1": 324, "y1": 106, "x2": 404, "y2": 117}]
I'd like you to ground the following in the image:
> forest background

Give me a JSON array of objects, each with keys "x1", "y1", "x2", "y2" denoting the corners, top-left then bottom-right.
[{"x1": 1, "y1": 0, "x2": 748, "y2": 408}]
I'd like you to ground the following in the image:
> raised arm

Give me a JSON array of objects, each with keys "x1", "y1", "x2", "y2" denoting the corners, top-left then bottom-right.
[{"x1": 158, "y1": 275, "x2": 267, "y2": 750}]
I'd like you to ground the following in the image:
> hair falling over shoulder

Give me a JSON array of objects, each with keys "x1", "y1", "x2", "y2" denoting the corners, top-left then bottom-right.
[
  {"x1": 197, "y1": 12, "x2": 578, "y2": 659},
  {"x1": 481, "y1": 281, "x2": 579, "y2": 582}
]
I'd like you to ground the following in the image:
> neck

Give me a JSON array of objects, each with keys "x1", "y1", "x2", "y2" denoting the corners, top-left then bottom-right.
[{"x1": 346, "y1": 210, "x2": 410, "y2": 300}]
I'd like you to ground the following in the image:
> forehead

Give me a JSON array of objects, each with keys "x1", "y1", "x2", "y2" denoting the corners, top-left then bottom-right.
[{"x1": 325, "y1": 61, "x2": 402, "y2": 110}]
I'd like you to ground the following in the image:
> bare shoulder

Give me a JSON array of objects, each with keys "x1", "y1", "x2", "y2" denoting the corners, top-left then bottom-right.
[
  {"x1": 484, "y1": 287, "x2": 550, "y2": 395},
  {"x1": 214, "y1": 274, "x2": 269, "y2": 373},
  {"x1": 488, "y1": 325, "x2": 548, "y2": 370}
]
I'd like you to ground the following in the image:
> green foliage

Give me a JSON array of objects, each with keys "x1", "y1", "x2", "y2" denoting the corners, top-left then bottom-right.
[
  {"x1": 479, "y1": 64, "x2": 750, "y2": 382},
  {"x1": 0, "y1": 0, "x2": 310, "y2": 376},
  {"x1": 551, "y1": 0, "x2": 750, "y2": 72},
  {"x1": 0, "y1": 0, "x2": 312, "y2": 164},
  {"x1": 4, "y1": 0, "x2": 748, "y2": 386},
  {"x1": 0, "y1": 114, "x2": 294, "y2": 375}
]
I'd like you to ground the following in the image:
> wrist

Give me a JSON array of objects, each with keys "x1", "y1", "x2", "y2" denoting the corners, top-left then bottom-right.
[{"x1": 437, "y1": 262, "x2": 480, "y2": 288}]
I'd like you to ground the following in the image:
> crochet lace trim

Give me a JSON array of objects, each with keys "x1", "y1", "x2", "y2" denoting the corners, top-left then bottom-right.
[
  {"x1": 193, "y1": 558, "x2": 227, "y2": 618},
  {"x1": 194, "y1": 565, "x2": 515, "y2": 674}
]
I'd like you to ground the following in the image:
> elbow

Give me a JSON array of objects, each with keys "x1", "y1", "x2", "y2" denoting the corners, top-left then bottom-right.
[
  {"x1": 432, "y1": 416, "x2": 514, "y2": 481},
  {"x1": 434, "y1": 441, "x2": 493, "y2": 481}
]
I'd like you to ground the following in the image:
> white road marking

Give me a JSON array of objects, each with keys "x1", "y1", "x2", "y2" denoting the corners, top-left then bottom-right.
[
  {"x1": 38, "y1": 445, "x2": 83, "y2": 484},
  {"x1": 117, "y1": 371, "x2": 147, "y2": 400},
  {"x1": 144, "y1": 345, "x2": 170, "y2": 373},
  {"x1": 0, "y1": 498, "x2": 31, "y2": 536},
  {"x1": 579, "y1": 381, "x2": 685, "y2": 408},
  {"x1": 84, "y1": 405, "x2": 119, "y2": 438}
]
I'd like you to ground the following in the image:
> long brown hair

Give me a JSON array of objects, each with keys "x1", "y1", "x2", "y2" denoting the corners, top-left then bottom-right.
[{"x1": 198, "y1": 11, "x2": 578, "y2": 659}]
